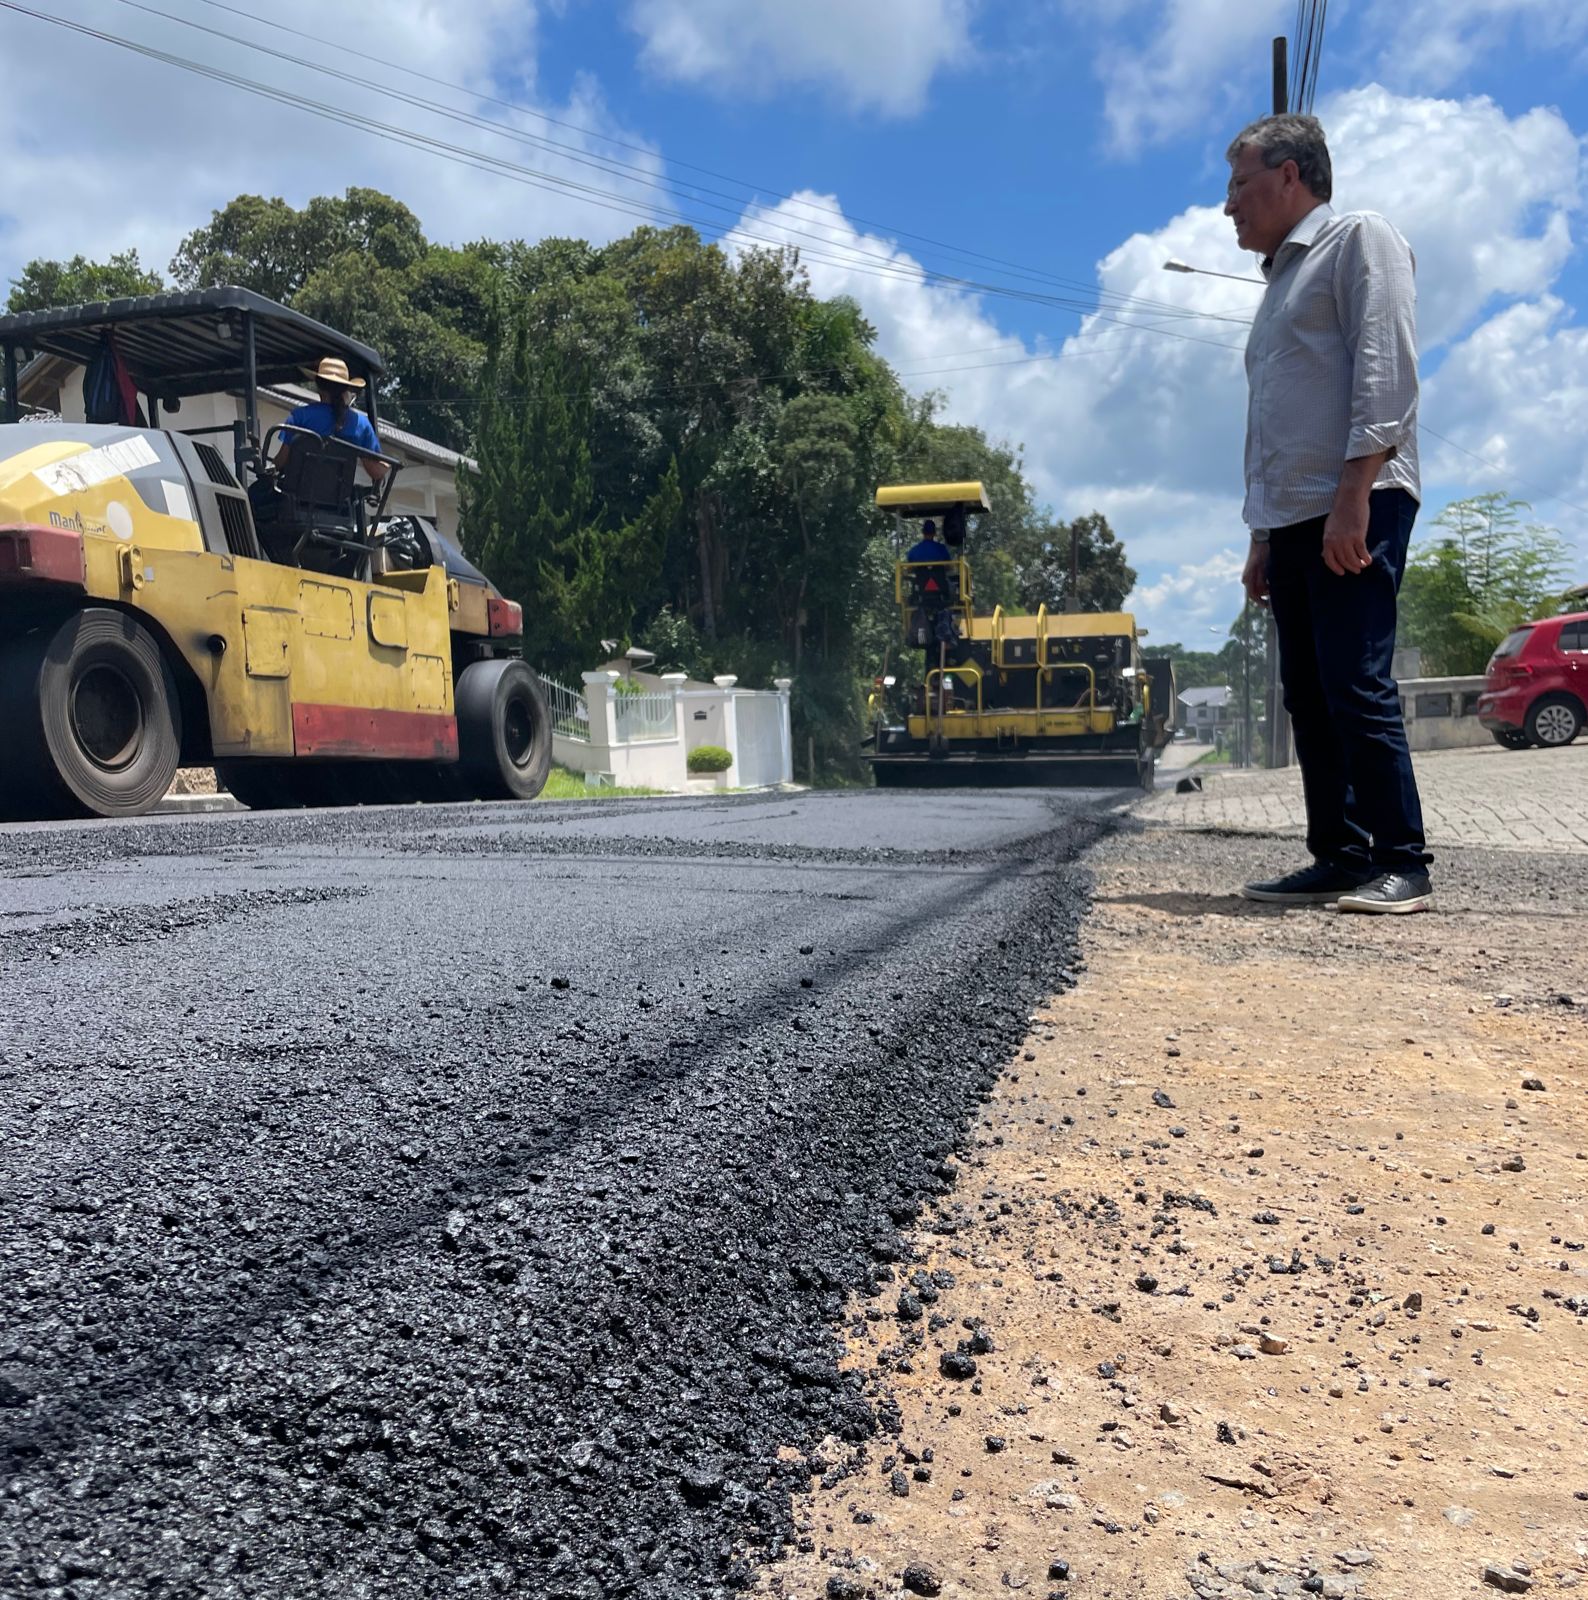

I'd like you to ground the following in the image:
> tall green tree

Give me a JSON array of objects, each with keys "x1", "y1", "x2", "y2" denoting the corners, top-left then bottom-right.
[
  {"x1": 461, "y1": 307, "x2": 676, "y2": 677},
  {"x1": 6, "y1": 250, "x2": 163, "y2": 313},
  {"x1": 1016, "y1": 511, "x2": 1137, "y2": 613},
  {"x1": 1400, "y1": 493, "x2": 1572, "y2": 673},
  {"x1": 169, "y1": 189, "x2": 492, "y2": 451}
]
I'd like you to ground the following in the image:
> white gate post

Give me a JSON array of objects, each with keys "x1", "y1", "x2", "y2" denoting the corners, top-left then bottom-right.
[
  {"x1": 662, "y1": 672, "x2": 689, "y2": 788},
  {"x1": 713, "y1": 675, "x2": 740, "y2": 780},
  {"x1": 773, "y1": 678, "x2": 794, "y2": 784},
  {"x1": 581, "y1": 670, "x2": 619, "y2": 784}
]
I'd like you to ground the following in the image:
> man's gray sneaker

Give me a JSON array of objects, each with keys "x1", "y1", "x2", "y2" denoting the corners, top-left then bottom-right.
[
  {"x1": 1334, "y1": 871, "x2": 1434, "y2": 914},
  {"x1": 1239, "y1": 862, "x2": 1376, "y2": 905}
]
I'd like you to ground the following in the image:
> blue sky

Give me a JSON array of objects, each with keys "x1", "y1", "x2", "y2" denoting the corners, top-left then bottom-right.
[{"x1": 3, "y1": 0, "x2": 1585, "y2": 643}]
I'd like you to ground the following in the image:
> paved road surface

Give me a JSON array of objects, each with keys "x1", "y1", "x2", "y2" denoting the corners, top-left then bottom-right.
[
  {"x1": 1141, "y1": 738, "x2": 1588, "y2": 852},
  {"x1": 0, "y1": 788, "x2": 1116, "y2": 1600}
]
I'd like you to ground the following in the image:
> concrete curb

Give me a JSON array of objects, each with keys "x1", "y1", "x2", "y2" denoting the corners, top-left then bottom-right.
[{"x1": 154, "y1": 792, "x2": 245, "y2": 815}]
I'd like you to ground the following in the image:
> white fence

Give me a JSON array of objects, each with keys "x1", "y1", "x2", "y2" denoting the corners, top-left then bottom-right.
[
  {"x1": 614, "y1": 689, "x2": 678, "y2": 743},
  {"x1": 547, "y1": 671, "x2": 793, "y2": 792},
  {"x1": 544, "y1": 676, "x2": 590, "y2": 743}
]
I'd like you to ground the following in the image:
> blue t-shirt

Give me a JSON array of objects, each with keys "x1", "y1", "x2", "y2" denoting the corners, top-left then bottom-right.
[
  {"x1": 907, "y1": 537, "x2": 951, "y2": 563},
  {"x1": 285, "y1": 400, "x2": 380, "y2": 455}
]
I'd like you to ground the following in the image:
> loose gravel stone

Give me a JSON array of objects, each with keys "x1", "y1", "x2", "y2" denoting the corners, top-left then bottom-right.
[{"x1": 902, "y1": 1561, "x2": 944, "y2": 1596}]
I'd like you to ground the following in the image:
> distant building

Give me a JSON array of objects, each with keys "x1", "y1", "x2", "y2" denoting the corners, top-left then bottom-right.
[
  {"x1": 1178, "y1": 684, "x2": 1233, "y2": 743},
  {"x1": 16, "y1": 358, "x2": 472, "y2": 542}
]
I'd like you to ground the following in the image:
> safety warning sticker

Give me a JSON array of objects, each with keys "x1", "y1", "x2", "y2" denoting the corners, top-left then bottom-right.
[{"x1": 33, "y1": 436, "x2": 160, "y2": 497}]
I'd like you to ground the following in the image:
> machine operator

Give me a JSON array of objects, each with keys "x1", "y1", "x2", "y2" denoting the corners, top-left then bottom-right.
[
  {"x1": 906, "y1": 518, "x2": 950, "y2": 564},
  {"x1": 275, "y1": 356, "x2": 390, "y2": 483}
]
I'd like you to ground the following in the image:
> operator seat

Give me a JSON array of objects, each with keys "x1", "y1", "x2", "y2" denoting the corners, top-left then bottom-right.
[
  {"x1": 907, "y1": 560, "x2": 961, "y2": 607},
  {"x1": 253, "y1": 430, "x2": 369, "y2": 576}
]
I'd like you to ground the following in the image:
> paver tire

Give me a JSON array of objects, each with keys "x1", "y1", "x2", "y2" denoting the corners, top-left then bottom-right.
[
  {"x1": 456, "y1": 658, "x2": 552, "y2": 801},
  {"x1": 1525, "y1": 694, "x2": 1582, "y2": 748},
  {"x1": 11, "y1": 608, "x2": 182, "y2": 819},
  {"x1": 1491, "y1": 729, "x2": 1531, "y2": 751}
]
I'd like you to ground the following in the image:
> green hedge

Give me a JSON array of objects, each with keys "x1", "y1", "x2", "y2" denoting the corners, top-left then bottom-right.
[{"x1": 688, "y1": 745, "x2": 733, "y2": 774}]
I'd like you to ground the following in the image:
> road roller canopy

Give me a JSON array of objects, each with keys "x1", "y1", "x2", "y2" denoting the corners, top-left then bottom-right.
[
  {"x1": 0, "y1": 286, "x2": 384, "y2": 425},
  {"x1": 875, "y1": 481, "x2": 991, "y2": 519}
]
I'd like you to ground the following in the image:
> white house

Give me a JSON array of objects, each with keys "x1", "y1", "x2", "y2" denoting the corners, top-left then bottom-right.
[{"x1": 1178, "y1": 684, "x2": 1233, "y2": 743}]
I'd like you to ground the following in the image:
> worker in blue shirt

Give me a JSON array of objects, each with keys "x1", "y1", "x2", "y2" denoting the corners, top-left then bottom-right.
[
  {"x1": 906, "y1": 519, "x2": 950, "y2": 563},
  {"x1": 277, "y1": 356, "x2": 389, "y2": 482}
]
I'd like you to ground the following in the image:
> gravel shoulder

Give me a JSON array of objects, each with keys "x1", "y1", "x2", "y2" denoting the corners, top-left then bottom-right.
[{"x1": 765, "y1": 825, "x2": 1588, "y2": 1600}]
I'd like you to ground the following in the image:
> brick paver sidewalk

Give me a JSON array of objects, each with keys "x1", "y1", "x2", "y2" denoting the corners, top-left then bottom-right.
[{"x1": 1140, "y1": 739, "x2": 1588, "y2": 852}]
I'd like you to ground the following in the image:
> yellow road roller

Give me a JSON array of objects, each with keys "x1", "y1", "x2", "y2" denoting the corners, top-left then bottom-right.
[{"x1": 0, "y1": 287, "x2": 549, "y2": 818}]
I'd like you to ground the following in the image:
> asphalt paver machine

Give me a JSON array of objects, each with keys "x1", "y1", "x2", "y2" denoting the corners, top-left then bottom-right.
[
  {"x1": 866, "y1": 481, "x2": 1175, "y2": 788},
  {"x1": 0, "y1": 287, "x2": 550, "y2": 819}
]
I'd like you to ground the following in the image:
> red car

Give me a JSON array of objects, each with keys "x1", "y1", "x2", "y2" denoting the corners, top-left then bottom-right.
[{"x1": 1477, "y1": 610, "x2": 1587, "y2": 749}]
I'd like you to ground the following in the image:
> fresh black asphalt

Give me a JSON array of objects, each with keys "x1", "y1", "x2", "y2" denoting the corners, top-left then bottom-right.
[{"x1": 0, "y1": 789, "x2": 1117, "y2": 1599}]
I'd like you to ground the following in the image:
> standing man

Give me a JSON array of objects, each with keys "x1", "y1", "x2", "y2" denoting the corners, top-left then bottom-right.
[{"x1": 1226, "y1": 114, "x2": 1431, "y2": 913}]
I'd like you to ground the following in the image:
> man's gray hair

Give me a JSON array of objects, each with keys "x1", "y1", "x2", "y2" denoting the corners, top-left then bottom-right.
[{"x1": 1226, "y1": 113, "x2": 1332, "y2": 202}]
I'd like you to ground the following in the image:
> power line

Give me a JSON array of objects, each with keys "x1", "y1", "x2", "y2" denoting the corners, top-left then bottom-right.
[
  {"x1": 1421, "y1": 425, "x2": 1588, "y2": 521},
  {"x1": 177, "y1": 0, "x2": 1243, "y2": 330},
  {"x1": 1, "y1": 1, "x2": 1255, "y2": 361},
  {"x1": 321, "y1": 315, "x2": 1247, "y2": 414},
  {"x1": 1290, "y1": 0, "x2": 1328, "y2": 115},
  {"x1": 95, "y1": 0, "x2": 1252, "y2": 336},
  {"x1": 15, "y1": 9, "x2": 1576, "y2": 522}
]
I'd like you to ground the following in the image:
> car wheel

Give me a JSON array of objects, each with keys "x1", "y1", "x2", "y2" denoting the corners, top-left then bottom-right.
[
  {"x1": 1491, "y1": 730, "x2": 1532, "y2": 750},
  {"x1": 1525, "y1": 694, "x2": 1583, "y2": 748}
]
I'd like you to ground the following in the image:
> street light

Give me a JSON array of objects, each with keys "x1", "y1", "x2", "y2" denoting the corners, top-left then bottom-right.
[{"x1": 1162, "y1": 258, "x2": 1265, "y2": 285}]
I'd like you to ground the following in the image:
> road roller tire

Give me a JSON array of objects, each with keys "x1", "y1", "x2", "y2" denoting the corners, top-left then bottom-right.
[
  {"x1": 456, "y1": 659, "x2": 552, "y2": 801},
  {"x1": 215, "y1": 760, "x2": 307, "y2": 811},
  {"x1": 4, "y1": 608, "x2": 182, "y2": 820}
]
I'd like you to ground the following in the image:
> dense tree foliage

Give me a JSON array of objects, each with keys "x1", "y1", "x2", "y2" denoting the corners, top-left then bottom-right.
[
  {"x1": 5, "y1": 250, "x2": 162, "y2": 313},
  {"x1": 1016, "y1": 511, "x2": 1137, "y2": 614},
  {"x1": 1399, "y1": 493, "x2": 1573, "y2": 675},
  {"x1": 169, "y1": 189, "x2": 495, "y2": 452},
  {"x1": 9, "y1": 192, "x2": 1148, "y2": 779}
]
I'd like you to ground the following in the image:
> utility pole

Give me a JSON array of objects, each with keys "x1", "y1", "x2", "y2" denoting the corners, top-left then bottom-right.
[{"x1": 1241, "y1": 603, "x2": 1254, "y2": 768}]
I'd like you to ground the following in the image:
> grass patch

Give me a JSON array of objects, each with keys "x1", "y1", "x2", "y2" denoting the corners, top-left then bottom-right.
[
  {"x1": 536, "y1": 766, "x2": 665, "y2": 801},
  {"x1": 1191, "y1": 747, "x2": 1231, "y2": 767}
]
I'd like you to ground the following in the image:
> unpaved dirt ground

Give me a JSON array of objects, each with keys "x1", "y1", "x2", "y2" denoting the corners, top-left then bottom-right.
[{"x1": 763, "y1": 825, "x2": 1588, "y2": 1600}]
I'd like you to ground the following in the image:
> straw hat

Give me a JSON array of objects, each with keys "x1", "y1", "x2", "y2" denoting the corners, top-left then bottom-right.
[{"x1": 303, "y1": 355, "x2": 365, "y2": 390}]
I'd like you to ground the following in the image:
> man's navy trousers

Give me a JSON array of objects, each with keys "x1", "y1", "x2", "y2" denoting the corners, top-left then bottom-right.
[{"x1": 1266, "y1": 487, "x2": 1430, "y2": 875}]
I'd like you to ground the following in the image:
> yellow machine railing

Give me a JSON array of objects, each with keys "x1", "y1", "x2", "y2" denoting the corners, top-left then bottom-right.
[
  {"x1": 923, "y1": 662, "x2": 984, "y2": 734},
  {"x1": 1036, "y1": 660, "x2": 1097, "y2": 714}
]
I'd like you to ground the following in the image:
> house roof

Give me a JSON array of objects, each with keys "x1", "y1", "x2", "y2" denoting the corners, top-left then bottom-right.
[
  {"x1": 0, "y1": 285, "x2": 383, "y2": 398},
  {"x1": 9, "y1": 355, "x2": 471, "y2": 476},
  {"x1": 1178, "y1": 684, "x2": 1232, "y2": 708}
]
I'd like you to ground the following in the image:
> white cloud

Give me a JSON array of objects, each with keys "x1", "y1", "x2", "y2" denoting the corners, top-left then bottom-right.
[
  {"x1": 1363, "y1": 0, "x2": 1588, "y2": 91},
  {"x1": 626, "y1": 0, "x2": 972, "y2": 116},
  {"x1": 1324, "y1": 86, "x2": 1581, "y2": 348},
  {"x1": 1423, "y1": 296, "x2": 1588, "y2": 550},
  {"x1": 0, "y1": 0, "x2": 666, "y2": 293},
  {"x1": 1087, "y1": 0, "x2": 1288, "y2": 153},
  {"x1": 1128, "y1": 543, "x2": 1248, "y2": 640},
  {"x1": 729, "y1": 82, "x2": 1588, "y2": 640}
]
